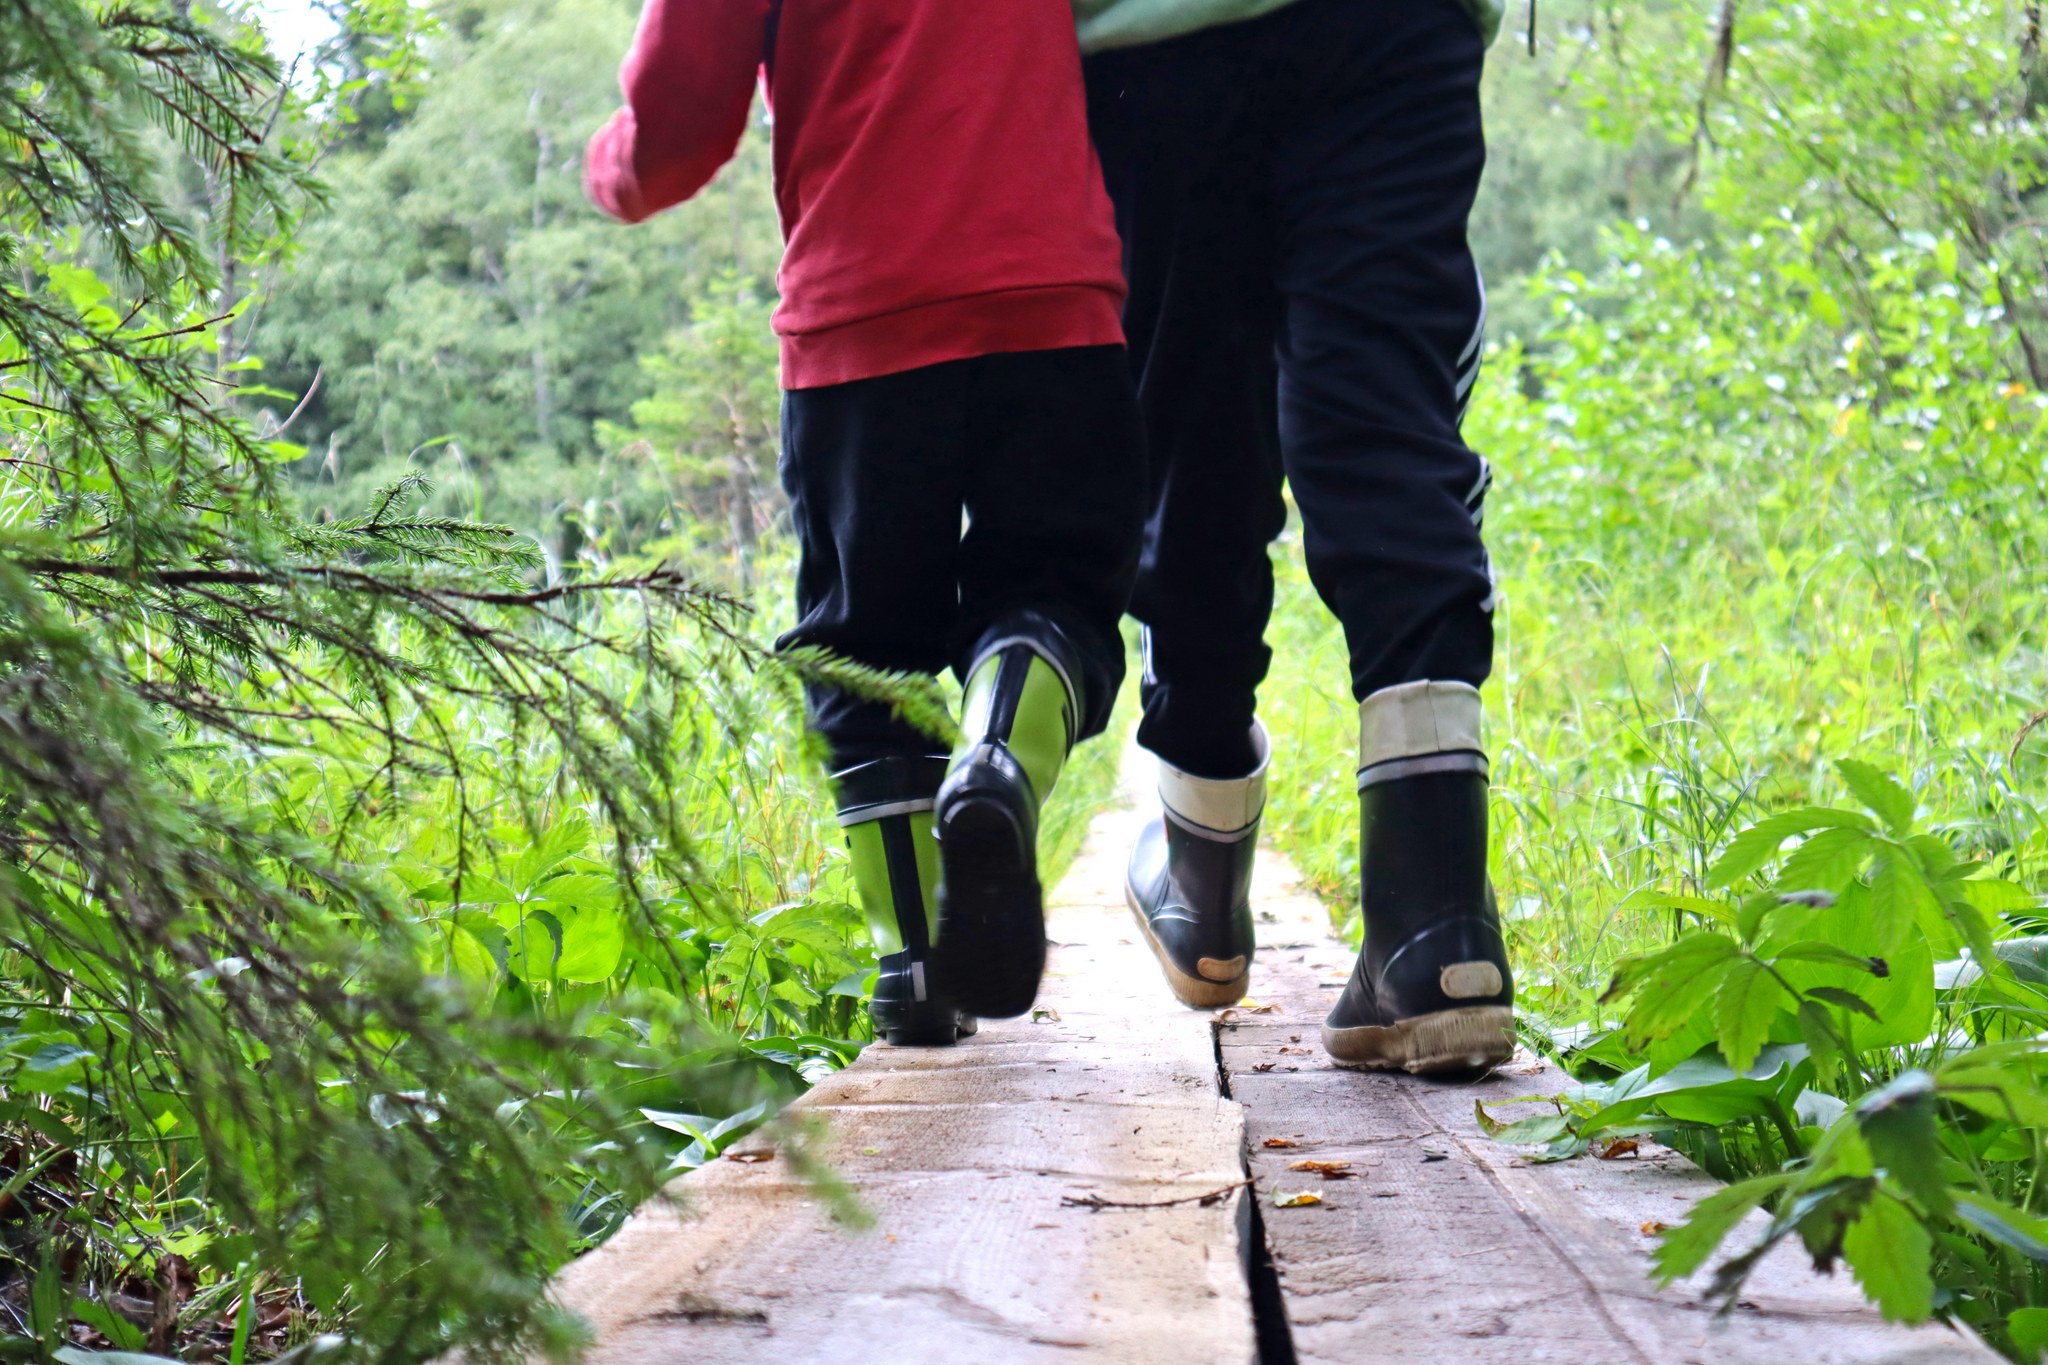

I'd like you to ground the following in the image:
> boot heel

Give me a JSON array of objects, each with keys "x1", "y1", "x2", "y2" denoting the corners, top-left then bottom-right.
[
  {"x1": 932, "y1": 794, "x2": 1045, "y2": 1019},
  {"x1": 1322, "y1": 1004, "x2": 1514, "y2": 1074}
]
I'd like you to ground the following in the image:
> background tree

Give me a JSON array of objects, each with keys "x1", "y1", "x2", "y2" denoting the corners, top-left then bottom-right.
[{"x1": 252, "y1": 0, "x2": 778, "y2": 555}]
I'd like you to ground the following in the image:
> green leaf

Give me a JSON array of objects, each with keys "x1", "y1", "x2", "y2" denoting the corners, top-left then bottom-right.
[
  {"x1": 1603, "y1": 929, "x2": 1740, "y2": 1004},
  {"x1": 1611, "y1": 933, "x2": 1741, "y2": 1048},
  {"x1": 2007, "y1": 1307, "x2": 2048, "y2": 1359},
  {"x1": 551, "y1": 906, "x2": 625, "y2": 983},
  {"x1": 1957, "y1": 879, "x2": 2039, "y2": 916},
  {"x1": 70, "y1": 1297, "x2": 144, "y2": 1351},
  {"x1": 1772, "y1": 940, "x2": 1886, "y2": 975},
  {"x1": 1473, "y1": 1099, "x2": 1570, "y2": 1145},
  {"x1": 1836, "y1": 760, "x2": 1915, "y2": 835},
  {"x1": 1854, "y1": 1071, "x2": 1950, "y2": 1216},
  {"x1": 1938, "y1": 892, "x2": 2003, "y2": 991},
  {"x1": 1707, "y1": 808, "x2": 1873, "y2": 889},
  {"x1": 1870, "y1": 850, "x2": 1940, "y2": 953},
  {"x1": 1713, "y1": 958, "x2": 1785, "y2": 1073},
  {"x1": 1775, "y1": 826, "x2": 1873, "y2": 897},
  {"x1": 1623, "y1": 890, "x2": 1738, "y2": 925},
  {"x1": 1841, "y1": 1194, "x2": 1933, "y2": 1323},
  {"x1": 1805, "y1": 986, "x2": 1881, "y2": 1021},
  {"x1": 1653, "y1": 1173, "x2": 1794, "y2": 1283},
  {"x1": 1796, "y1": 1000, "x2": 1843, "y2": 1085},
  {"x1": 1952, "y1": 1192, "x2": 2048, "y2": 1263}
]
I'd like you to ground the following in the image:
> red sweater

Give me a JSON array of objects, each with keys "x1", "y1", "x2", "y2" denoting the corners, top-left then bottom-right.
[{"x1": 585, "y1": 0, "x2": 1127, "y2": 390}]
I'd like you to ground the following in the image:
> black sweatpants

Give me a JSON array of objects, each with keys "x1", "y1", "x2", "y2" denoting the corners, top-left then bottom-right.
[
  {"x1": 1085, "y1": 0, "x2": 1496, "y2": 779},
  {"x1": 776, "y1": 345, "x2": 1145, "y2": 772}
]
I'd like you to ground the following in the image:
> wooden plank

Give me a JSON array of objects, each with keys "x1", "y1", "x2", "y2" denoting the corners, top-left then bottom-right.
[
  {"x1": 1219, "y1": 837, "x2": 1999, "y2": 1364},
  {"x1": 552, "y1": 751, "x2": 1998, "y2": 1364},
  {"x1": 548, "y1": 790, "x2": 1257, "y2": 1364}
]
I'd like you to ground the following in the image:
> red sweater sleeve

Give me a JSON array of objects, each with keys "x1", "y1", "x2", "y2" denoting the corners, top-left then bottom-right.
[{"x1": 584, "y1": 0, "x2": 768, "y2": 224}]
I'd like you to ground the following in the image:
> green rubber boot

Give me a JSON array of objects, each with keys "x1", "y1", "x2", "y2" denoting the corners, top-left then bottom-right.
[
  {"x1": 832, "y1": 755, "x2": 976, "y2": 1046},
  {"x1": 929, "y1": 615, "x2": 1083, "y2": 1018}
]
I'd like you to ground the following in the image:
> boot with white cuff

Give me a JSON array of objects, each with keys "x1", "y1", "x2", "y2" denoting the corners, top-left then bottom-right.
[
  {"x1": 1322, "y1": 681, "x2": 1515, "y2": 1073},
  {"x1": 1126, "y1": 724, "x2": 1267, "y2": 1008}
]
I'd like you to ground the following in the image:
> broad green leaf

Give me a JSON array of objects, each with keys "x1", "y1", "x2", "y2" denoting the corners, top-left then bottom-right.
[
  {"x1": 1653, "y1": 1172, "x2": 1794, "y2": 1283},
  {"x1": 1854, "y1": 1071, "x2": 1950, "y2": 1216},
  {"x1": 1712, "y1": 958, "x2": 1785, "y2": 1073},
  {"x1": 1775, "y1": 826, "x2": 1873, "y2": 898},
  {"x1": 1474, "y1": 1099, "x2": 1571, "y2": 1145},
  {"x1": 1841, "y1": 1194, "x2": 1933, "y2": 1322},
  {"x1": 1616, "y1": 933, "x2": 1741, "y2": 1048},
  {"x1": 552, "y1": 906, "x2": 625, "y2": 983},
  {"x1": 1901, "y1": 834, "x2": 1959, "y2": 882},
  {"x1": 1837, "y1": 760, "x2": 1915, "y2": 835},
  {"x1": 1767, "y1": 884, "x2": 1934, "y2": 1050},
  {"x1": 2007, "y1": 1307, "x2": 2048, "y2": 1359},
  {"x1": 1706, "y1": 808, "x2": 1873, "y2": 889},
  {"x1": 1603, "y1": 928, "x2": 1740, "y2": 1004},
  {"x1": 1957, "y1": 879, "x2": 2039, "y2": 916},
  {"x1": 1938, "y1": 1065, "x2": 2048, "y2": 1132}
]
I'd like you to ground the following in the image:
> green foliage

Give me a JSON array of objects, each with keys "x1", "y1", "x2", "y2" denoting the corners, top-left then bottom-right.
[
  {"x1": 254, "y1": 0, "x2": 779, "y2": 556},
  {"x1": 0, "y1": 2, "x2": 879, "y2": 1359},
  {"x1": 1264, "y1": 0, "x2": 2048, "y2": 1356},
  {"x1": 593, "y1": 273, "x2": 781, "y2": 585}
]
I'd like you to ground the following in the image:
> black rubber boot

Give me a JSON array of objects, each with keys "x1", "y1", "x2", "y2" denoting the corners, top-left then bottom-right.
[
  {"x1": 930, "y1": 614, "x2": 1082, "y2": 1019},
  {"x1": 1127, "y1": 724, "x2": 1266, "y2": 1008},
  {"x1": 1322, "y1": 682, "x2": 1515, "y2": 1074},
  {"x1": 832, "y1": 755, "x2": 976, "y2": 1046}
]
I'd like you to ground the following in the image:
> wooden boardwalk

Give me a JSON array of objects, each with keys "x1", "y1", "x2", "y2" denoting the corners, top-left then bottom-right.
[{"x1": 550, "y1": 764, "x2": 1997, "y2": 1363}]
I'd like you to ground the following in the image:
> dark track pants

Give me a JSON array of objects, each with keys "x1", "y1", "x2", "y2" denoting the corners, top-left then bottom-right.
[
  {"x1": 1085, "y1": 0, "x2": 1496, "y2": 779},
  {"x1": 776, "y1": 345, "x2": 1145, "y2": 771}
]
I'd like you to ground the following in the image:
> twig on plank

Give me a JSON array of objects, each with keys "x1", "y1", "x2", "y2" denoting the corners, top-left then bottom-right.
[{"x1": 1061, "y1": 1180, "x2": 1251, "y2": 1213}]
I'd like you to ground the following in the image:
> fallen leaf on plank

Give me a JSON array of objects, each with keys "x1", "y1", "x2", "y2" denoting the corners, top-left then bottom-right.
[
  {"x1": 1272, "y1": 1191, "x2": 1323, "y2": 1208},
  {"x1": 726, "y1": 1150, "x2": 774, "y2": 1164},
  {"x1": 1031, "y1": 1007, "x2": 1061, "y2": 1023},
  {"x1": 1262, "y1": 1137, "x2": 1299, "y2": 1149},
  {"x1": 1595, "y1": 1138, "x2": 1639, "y2": 1160},
  {"x1": 1288, "y1": 1160, "x2": 1355, "y2": 1180}
]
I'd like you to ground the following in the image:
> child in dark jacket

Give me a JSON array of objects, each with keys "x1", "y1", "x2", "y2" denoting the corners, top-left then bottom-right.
[{"x1": 587, "y1": 0, "x2": 1144, "y2": 1043}]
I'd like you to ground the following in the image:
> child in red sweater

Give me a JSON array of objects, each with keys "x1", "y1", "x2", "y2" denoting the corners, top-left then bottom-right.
[{"x1": 588, "y1": 0, "x2": 1143, "y2": 1043}]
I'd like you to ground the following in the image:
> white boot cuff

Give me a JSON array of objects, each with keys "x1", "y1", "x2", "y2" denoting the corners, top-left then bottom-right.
[
  {"x1": 1157, "y1": 722, "x2": 1269, "y2": 838},
  {"x1": 1356, "y1": 682, "x2": 1487, "y2": 790}
]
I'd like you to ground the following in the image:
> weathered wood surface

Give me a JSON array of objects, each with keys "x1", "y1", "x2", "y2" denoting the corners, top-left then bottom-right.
[
  {"x1": 1222, "y1": 826, "x2": 1996, "y2": 1364},
  {"x1": 550, "y1": 755, "x2": 1998, "y2": 1363},
  {"x1": 547, "y1": 786, "x2": 1256, "y2": 1364}
]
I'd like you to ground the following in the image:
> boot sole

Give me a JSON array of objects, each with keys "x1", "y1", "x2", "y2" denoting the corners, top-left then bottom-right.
[
  {"x1": 932, "y1": 797, "x2": 1045, "y2": 1018},
  {"x1": 880, "y1": 1014, "x2": 976, "y2": 1048},
  {"x1": 1322, "y1": 1005, "x2": 1515, "y2": 1075},
  {"x1": 1125, "y1": 882, "x2": 1250, "y2": 1009}
]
